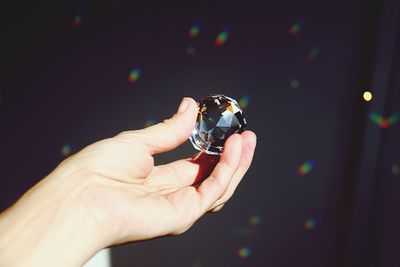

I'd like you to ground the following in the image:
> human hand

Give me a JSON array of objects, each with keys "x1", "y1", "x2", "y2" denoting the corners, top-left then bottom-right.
[{"x1": 0, "y1": 97, "x2": 256, "y2": 267}]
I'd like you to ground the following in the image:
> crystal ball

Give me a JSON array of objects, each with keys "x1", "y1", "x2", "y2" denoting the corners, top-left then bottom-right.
[{"x1": 189, "y1": 94, "x2": 247, "y2": 155}]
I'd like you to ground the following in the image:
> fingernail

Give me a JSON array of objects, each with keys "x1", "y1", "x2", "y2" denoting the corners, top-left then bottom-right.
[{"x1": 177, "y1": 97, "x2": 190, "y2": 114}]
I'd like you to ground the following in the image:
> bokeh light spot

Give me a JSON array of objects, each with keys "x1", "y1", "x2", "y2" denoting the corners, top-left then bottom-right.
[
  {"x1": 392, "y1": 164, "x2": 400, "y2": 176},
  {"x1": 289, "y1": 23, "x2": 301, "y2": 35},
  {"x1": 363, "y1": 91, "x2": 372, "y2": 101},
  {"x1": 186, "y1": 46, "x2": 197, "y2": 56},
  {"x1": 307, "y1": 46, "x2": 320, "y2": 61},
  {"x1": 249, "y1": 214, "x2": 261, "y2": 226},
  {"x1": 304, "y1": 219, "x2": 317, "y2": 229},
  {"x1": 239, "y1": 95, "x2": 251, "y2": 109},
  {"x1": 72, "y1": 9, "x2": 84, "y2": 28},
  {"x1": 388, "y1": 113, "x2": 398, "y2": 126},
  {"x1": 61, "y1": 144, "x2": 72, "y2": 157},
  {"x1": 129, "y1": 67, "x2": 141, "y2": 83},
  {"x1": 188, "y1": 24, "x2": 201, "y2": 38},
  {"x1": 237, "y1": 247, "x2": 251, "y2": 258},
  {"x1": 290, "y1": 79, "x2": 300, "y2": 89},
  {"x1": 215, "y1": 30, "x2": 229, "y2": 46},
  {"x1": 370, "y1": 112, "x2": 398, "y2": 128},
  {"x1": 298, "y1": 161, "x2": 315, "y2": 175},
  {"x1": 289, "y1": 18, "x2": 304, "y2": 35},
  {"x1": 72, "y1": 16, "x2": 82, "y2": 28}
]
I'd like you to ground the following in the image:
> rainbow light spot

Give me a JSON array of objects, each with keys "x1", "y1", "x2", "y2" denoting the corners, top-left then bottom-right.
[
  {"x1": 239, "y1": 95, "x2": 250, "y2": 109},
  {"x1": 61, "y1": 144, "x2": 72, "y2": 156},
  {"x1": 289, "y1": 23, "x2": 301, "y2": 34},
  {"x1": 289, "y1": 19, "x2": 304, "y2": 35},
  {"x1": 145, "y1": 118, "x2": 156, "y2": 127},
  {"x1": 215, "y1": 30, "x2": 229, "y2": 46},
  {"x1": 188, "y1": 24, "x2": 201, "y2": 38},
  {"x1": 304, "y1": 219, "x2": 317, "y2": 230},
  {"x1": 307, "y1": 46, "x2": 320, "y2": 61},
  {"x1": 370, "y1": 112, "x2": 398, "y2": 128},
  {"x1": 392, "y1": 164, "x2": 400, "y2": 176},
  {"x1": 72, "y1": 16, "x2": 81, "y2": 27},
  {"x1": 129, "y1": 68, "x2": 141, "y2": 83},
  {"x1": 248, "y1": 214, "x2": 261, "y2": 226},
  {"x1": 72, "y1": 9, "x2": 84, "y2": 28},
  {"x1": 298, "y1": 161, "x2": 315, "y2": 175},
  {"x1": 237, "y1": 246, "x2": 251, "y2": 258}
]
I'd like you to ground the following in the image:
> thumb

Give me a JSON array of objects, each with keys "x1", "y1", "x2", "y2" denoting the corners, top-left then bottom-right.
[{"x1": 125, "y1": 97, "x2": 198, "y2": 155}]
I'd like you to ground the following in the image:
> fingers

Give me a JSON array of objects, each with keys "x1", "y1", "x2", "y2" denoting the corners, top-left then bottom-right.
[
  {"x1": 197, "y1": 133, "x2": 242, "y2": 212},
  {"x1": 210, "y1": 131, "x2": 257, "y2": 211},
  {"x1": 150, "y1": 152, "x2": 219, "y2": 188},
  {"x1": 211, "y1": 204, "x2": 224, "y2": 212},
  {"x1": 151, "y1": 131, "x2": 255, "y2": 194},
  {"x1": 117, "y1": 97, "x2": 198, "y2": 155}
]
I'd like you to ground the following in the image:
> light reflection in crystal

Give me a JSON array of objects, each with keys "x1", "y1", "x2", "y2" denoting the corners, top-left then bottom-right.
[{"x1": 190, "y1": 94, "x2": 246, "y2": 155}]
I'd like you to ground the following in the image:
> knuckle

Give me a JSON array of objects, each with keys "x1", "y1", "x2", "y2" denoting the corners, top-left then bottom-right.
[
  {"x1": 212, "y1": 205, "x2": 224, "y2": 212},
  {"x1": 209, "y1": 173, "x2": 224, "y2": 189}
]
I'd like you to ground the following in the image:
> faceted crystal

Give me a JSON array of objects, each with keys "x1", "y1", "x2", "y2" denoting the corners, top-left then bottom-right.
[{"x1": 189, "y1": 94, "x2": 247, "y2": 155}]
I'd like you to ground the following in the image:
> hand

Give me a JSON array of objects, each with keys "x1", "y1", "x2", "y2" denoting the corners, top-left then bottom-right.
[{"x1": 0, "y1": 97, "x2": 257, "y2": 267}]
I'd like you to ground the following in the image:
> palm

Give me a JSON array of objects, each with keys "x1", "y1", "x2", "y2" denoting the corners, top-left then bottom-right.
[
  {"x1": 76, "y1": 137, "x2": 220, "y2": 244},
  {"x1": 65, "y1": 98, "x2": 256, "y2": 246}
]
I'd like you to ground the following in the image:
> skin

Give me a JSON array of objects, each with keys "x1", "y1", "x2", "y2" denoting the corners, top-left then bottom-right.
[{"x1": 0, "y1": 97, "x2": 257, "y2": 267}]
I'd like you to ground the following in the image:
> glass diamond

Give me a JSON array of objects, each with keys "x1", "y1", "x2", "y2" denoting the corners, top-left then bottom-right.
[{"x1": 189, "y1": 94, "x2": 247, "y2": 155}]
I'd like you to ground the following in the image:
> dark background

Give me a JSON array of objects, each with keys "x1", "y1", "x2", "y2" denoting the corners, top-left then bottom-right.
[{"x1": 1, "y1": 0, "x2": 399, "y2": 266}]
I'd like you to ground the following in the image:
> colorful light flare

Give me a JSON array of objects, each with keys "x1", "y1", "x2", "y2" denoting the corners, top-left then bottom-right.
[
  {"x1": 304, "y1": 219, "x2": 317, "y2": 230},
  {"x1": 188, "y1": 24, "x2": 201, "y2": 38},
  {"x1": 237, "y1": 246, "x2": 251, "y2": 258},
  {"x1": 128, "y1": 68, "x2": 141, "y2": 83},
  {"x1": 215, "y1": 30, "x2": 229, "y2": 46},
  {"x1": 298, "y1": 161, "x2": 315, "y2": 175},
  {"x1": 370, "y1": 112, "x2": 398, "y2": 128}
]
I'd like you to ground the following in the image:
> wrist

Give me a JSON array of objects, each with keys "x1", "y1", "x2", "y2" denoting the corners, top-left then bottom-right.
[{"x1": 0, "y1": 173, "x2": 104, "y2": 267}]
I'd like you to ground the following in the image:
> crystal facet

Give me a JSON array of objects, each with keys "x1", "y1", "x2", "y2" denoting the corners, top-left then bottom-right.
[{"x1": 189, "y1": 94, "x2": 247, "y2": 155}]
